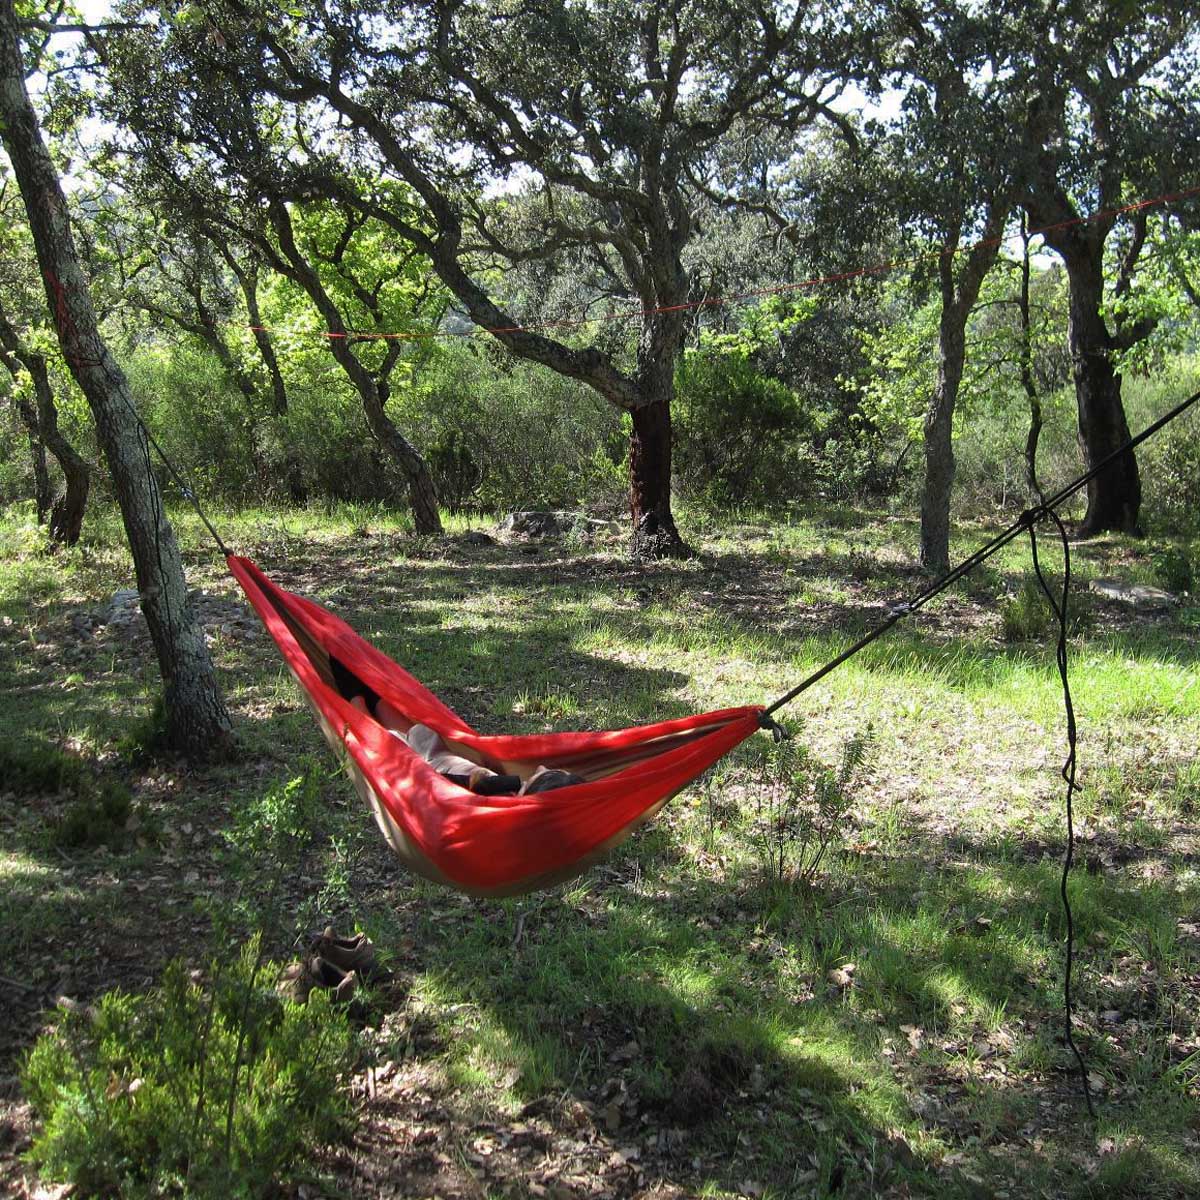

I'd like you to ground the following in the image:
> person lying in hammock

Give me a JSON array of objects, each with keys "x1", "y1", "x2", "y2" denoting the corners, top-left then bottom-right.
[{"x1": 348, "y1": 693, "x2": 585, "y2": 796}]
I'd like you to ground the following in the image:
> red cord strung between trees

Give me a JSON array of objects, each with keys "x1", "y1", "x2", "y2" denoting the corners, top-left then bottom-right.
[{"x1": 241, "y1": 182, "x2": 1200, "y2": 343}]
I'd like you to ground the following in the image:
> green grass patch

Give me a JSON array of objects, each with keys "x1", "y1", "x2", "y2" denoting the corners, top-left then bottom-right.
[{"x1": 0, "y1": 738, "x2": 136, "y2": 850}]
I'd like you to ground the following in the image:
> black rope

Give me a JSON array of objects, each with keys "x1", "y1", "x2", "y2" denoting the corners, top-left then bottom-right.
[
  {"x1": 132, "y1": 413, "x2": 232, "y2": 558},
  {"x1": 760, "y1": 390, "x2": 1200, "y2": 1116},
  {"x1": 1027, "y1": 506, "x2": 1096, "y2": 1117},
  {"x1": 763, "y1": 386, "x2": 1200, "y2": 719}
]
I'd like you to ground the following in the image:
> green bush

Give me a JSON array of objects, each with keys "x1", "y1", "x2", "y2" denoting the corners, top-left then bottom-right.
[
  {"x1": 1150, "y1": 544, "x2": 1194, "y2": 595},
  {"x1": 125, "y1": 344, "x2": 263, "y2": 505},
  {"x1": 750, "y1": 727, "x2": 874, "y2": 888},
  {"x1": 1000, "y1": 574, "x2": 1054, "y2": 642},
  {"x1": 415, "y1": 341, "x2": 627, "y2": 514},
  {"x1": 52, "y1": 781, "x2": 133, "y2": 850},
  {"x1": 674, "y1": 348, "x2": 813, "y2": 506},
  {"x1": 1141, "y1": 418, "x2": 1200, "y2": 537},
  {"x1": 22, "y1": 941, "x2": 356, "y2": 1198}
]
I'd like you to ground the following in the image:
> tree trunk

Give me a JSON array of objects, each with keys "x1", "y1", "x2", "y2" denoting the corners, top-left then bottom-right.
[
  {"x1": 1018, "y1": 216, "x2": 1044, "y2": 503},
  {"x1": 631, "y1": 313, "x2": 690, "y2": 560},
  {"x1": 1030, "y1": 211, "x2": 1141, "y2": 534},
  {"x1": 1058, "y1": 247, "x2": 1140, "y2": 534},
  {"x1": 240, "y1": 274, "x2": 307, "y2": 503},
  {"x1": 371, "y1": 378, "x2": 442, "y2": 533},
  {"x1": 629, "y1": 397, "x2": 688, "y2": 559},
  {"x1": 9, "y1": 387, "x2": 53, "y2": 522},
  {"x1": 267, "y1": 203, "x2": 439, "y2": 530},
  {"x1": 919, "y1": 227, "x2": 1003, "y2": 576},
  {"x1": 0, "y1": 10, "x2": 232, "y2": 756},
  {"x1": 919, "y1": 316, "x2": 961, "y2": 577},
  {"x1": 1023, "y1": 396, "x2": 1044, "y2": 504},
  {"x1": 26, "y1": 350, "x2": 90, "y2": 545},
  {"x1": 2, "y1": 326, "x2": 52, "y2": 522},
  {"x1": 1, "y1": 320, "x2": 89, "y2": 542}
]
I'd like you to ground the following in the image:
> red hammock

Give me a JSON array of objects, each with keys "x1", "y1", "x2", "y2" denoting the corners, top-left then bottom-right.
[{"x1": 229, "y1": 556, "x2": 764, "y2": 897}]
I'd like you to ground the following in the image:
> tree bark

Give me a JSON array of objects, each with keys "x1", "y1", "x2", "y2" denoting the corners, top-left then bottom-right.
[
  {"x1": 1024, "y1": 201, "x2": 1141, "y2": 534},
  {"x1": 631, "y1": 312, "x2": 690, "y2": 560},
  {"x1": 919, "y1": 311, "x2": 961, "y2": 577},
  {"x1": 920, "y1": 221, "x2": 1004, "y2": 576},
  {"x1": 374, "y1": 376, "x2": 443, "y2": 533},
  {"x1": 0, "y1": 8, "x2": 232, "y2": 755},
  {"x1": 1056, "y1": 241, "x2": 1140, "y2": 534},
  {"x1": 1018, "y1": 217, "x2": 1044, "y2": 503},
  {"x1": 1, "y1": 316, "x2": 90, "y2": 542},
  {"x1": 26, "y1": 349, "x2": 90, "y2": 545},
  {"x1": 630, "y1": 398, "x2": 687, "y2": 559},
  {"x1": 11, "y1": 388, "x2": 53, "y2": 523}
]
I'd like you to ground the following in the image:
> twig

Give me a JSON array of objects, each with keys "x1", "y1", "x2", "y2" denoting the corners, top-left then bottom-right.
[
  {"x1": 511, "y1": 910, "x2": 528, "y2": 948},
  {"x1": 0, "y1": 971, "x2": 39, "y2": 992}
]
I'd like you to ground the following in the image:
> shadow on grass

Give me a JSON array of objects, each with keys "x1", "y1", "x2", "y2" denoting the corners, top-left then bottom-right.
[{"x1": 345, "y1": 803, "x2": 1198, "y2": 1199}]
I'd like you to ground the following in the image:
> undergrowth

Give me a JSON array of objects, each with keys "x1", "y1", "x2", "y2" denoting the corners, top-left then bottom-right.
[
  {"x1": 750, "y1": 727, "x2": 875, "y2": 889},
  {"x1": 22, "y1": 943, "x2": 356, "y2": 1197}
]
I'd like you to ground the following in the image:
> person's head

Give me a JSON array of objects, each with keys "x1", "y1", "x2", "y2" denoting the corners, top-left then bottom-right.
[{"x1": 521, "y1": 767, "x2": 586, "y2": 794}]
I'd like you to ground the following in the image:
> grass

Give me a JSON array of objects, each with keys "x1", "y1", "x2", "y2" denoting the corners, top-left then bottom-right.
[{"x1": 1, "y1": 499, "x2": 1198, "y2": 1198}]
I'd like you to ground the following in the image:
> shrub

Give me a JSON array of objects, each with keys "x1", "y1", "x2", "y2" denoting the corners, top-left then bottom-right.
[
  {"x1": 751, "y1": 727, "x2": 874, "y2": 887},
  {"x1": 22, "y1": 941, "x2": 356, "y2": 1198},
  {"x1": 416, "y1": 342, "x2": 627, "y2": 514},
  {"x1": 1150, "y1": 544, "x2": 1194, "y2": 595},
  {"x1": 1001, "y1": 574, "x2": 1054, "y2": 642},
  {"x1": 1000, "y1": 572, "x2": 1090, "y2": 642},
  {"x1": 673, "y1": 348, "x2": 812, "y2": 507}
]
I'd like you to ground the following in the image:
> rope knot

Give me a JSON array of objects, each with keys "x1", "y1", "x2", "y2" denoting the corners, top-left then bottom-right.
[
  {"x1": 1020, "y1": 505, "x2": 1049, "y2": 529},
  {"x1": 757, "y1": 711, "x2": 790, "y2": 742}
]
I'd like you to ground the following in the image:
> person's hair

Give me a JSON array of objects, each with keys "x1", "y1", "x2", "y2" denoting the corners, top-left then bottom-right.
[{"x1": 523, "y1": 769, "x2": 586, "y2": 794}]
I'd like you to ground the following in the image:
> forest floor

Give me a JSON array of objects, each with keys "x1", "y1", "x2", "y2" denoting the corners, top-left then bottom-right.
[{"x1": 0, "y1": 500, "x2": 1197, "y2": 1199}]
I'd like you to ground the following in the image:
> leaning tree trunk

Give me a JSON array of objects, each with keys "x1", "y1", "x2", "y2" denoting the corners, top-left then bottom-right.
[
  {"x1": 267, "y1": 203, "x2": 440, "y2": 531},
  {"x1": 1052, "y1": 237, "x2": 1140, "y2": 534},
  {"x1": 1, "y1": 312, "x2": 90, "y2": 541},
  {"x1": 630, "y1": 312, "x2": 690, "y2": 561},
  {"x1": 371, "y1": 377, "x2": 442, "y2": 533},
  {"x1": 0, "y1": 12, "x2": 232, "y2": 756},
  {"x1": 2, "y1": 325, "x2": 53, "y2": 522}
]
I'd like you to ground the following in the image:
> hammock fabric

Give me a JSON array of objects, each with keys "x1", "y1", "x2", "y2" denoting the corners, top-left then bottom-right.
[{"x1": 229, "y1": 556, "x2": 764, "y2": 897}]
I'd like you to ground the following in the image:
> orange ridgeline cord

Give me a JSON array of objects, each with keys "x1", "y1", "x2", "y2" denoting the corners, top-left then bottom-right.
[{"x1": 243, "y1": 183, "x2": 1200, "y2": 343}]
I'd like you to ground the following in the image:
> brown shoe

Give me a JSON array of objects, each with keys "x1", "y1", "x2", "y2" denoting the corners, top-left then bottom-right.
[
  {"x1": 311, "y1": 926, "x2": 376, "y2": 974},
  {"x1": 278, "y1": 956, "x2": 357, "y2": 1004}
]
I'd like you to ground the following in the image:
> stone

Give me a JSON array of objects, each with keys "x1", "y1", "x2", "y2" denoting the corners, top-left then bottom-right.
[
  {"x1": 1090, "y1": 578, "x2": 1177, "y2": 611},
  {"x1": 498, "y1": 511, "x2": 618, "y2": 540},
  {"x1": 104, "y1": 588, "x2": 142, "y2": 625}
]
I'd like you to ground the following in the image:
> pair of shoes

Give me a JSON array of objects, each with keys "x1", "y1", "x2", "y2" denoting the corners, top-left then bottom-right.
[
  {"x1": 311, "y1": 926, "x2": 390, "y2": 982},
  {"x1": 312, "y1": 926, "x2": 372, "y2": 972},
  {"x1": 278, "y1": 955, "x2": 357, "y2": 1005}
]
